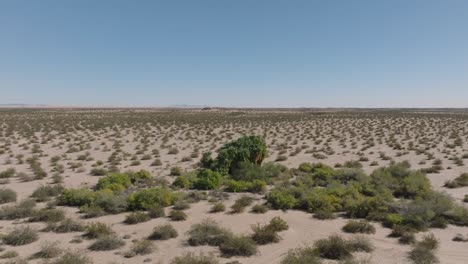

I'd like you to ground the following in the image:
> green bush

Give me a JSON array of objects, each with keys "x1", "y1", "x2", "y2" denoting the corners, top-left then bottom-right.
[
  {"x1": 88, "y1": 235, "x2": 125, "y2": 251},
  {"x1": 251, "y1": 223, "x2": 281, "y2": 245},
  {"x1": 128, "y1": 187, "x2": 177, "y2": 210},
  {"x1": 225, "y1": 179, "x2": 266, "y2": 193},
  {"x1": 124, "y1": 211, "x2": 150, "y2": 224},
  {"x1": 29, "y1": 208, "x2": 65, "y2": 223},
  {"x1": 251, "y1": 204, "x2": 268, "y2": 214},
  {"x1": 347, "y1": 235, "x2": 374, "y2": 252},
  {"x1": 58, "y1": 188, "x2": 95, "y2": 207},
  {"x1": 84, "y1": 222, "x2": 115, "y2": 239},
  {"x1": 0, "y1": 168, "x2": 15, "y2": 178},
  {"x1": 96, "y1": 173, "x2": 131, "y2": 191},
  {"x1": 128, "y1": 239, "x2": 156, "y2": 256},
  {"x1": 444, "y1": 173, "x2": 468, "y2": 188},
  {"x1": 169, "y1": 209, "x2": 187, "y2": 221},
  {"x1": 94, "y1": 190, "x2": 128, "y2": 214},
  {"x1": 342, "y1": 220, "x2": 376, "y2": 234},
  {"x1": 0, "y1": 188, "x2": 16, "y2": 204},
  {"x1": 46, "y1": 218, "x2": 85, "y2": 233},
  {"x1": 204, "y1": 136, "x2": 267, "y2": 175},
  {"x1": 128, "y1": 170, "x2": 152, "y2": 183},
  {"x1": 194, "y1": 169, "x2": 222, "y2": 190},
  {"x1": 268, "y1": 216, "x2": 289, "y2": 231},
  {"x1": 170, "y1": 166, "x2": 183, "y2": 176},
  {"x1": 148, "y1": 205, "x2": 166, "y2": 218},
  {"x1": 148, "y1": 224, "x2": 178, "y2": 240},
  {"x1": 90, "y1": 168, "x2": 107, "y2": 176},
  {"x1": 3, "y1": 226, "x2": 38, "y2": 246},
  {"x1": 0, "y1": 199, "x2": 36, "y2": 220},
  {"x1": 187, "y1": 219, "x2": 233, "y2": 246},
  {"x1": 383, "y1": 213, "x2": 404, "y2": 228},
  {"x1": 210, "y1": 202, "x2": 226, "y2": 213},
  {"x1": 314, "y1": 234, "x2": 351, "y2": 260},
  {"x1": 31, "y1": 185, "x2": 64, "y2": 202},
  {"x1": 171, "y1": 252, "x2": 219, "y2": 264},
  {"x1": 281, "y1": 246, "x2": 322, "y2": 264},
  {"x1": 408, "y1": 235, "x2": 439, "y2": 264},
  {"x1": 231, "y1": 195, "x2": 254, "y2": 213},
  {"x1": 172, "y1": 174, "x2": 196, "y2": 189},
  {"x1": 219, "y1": 235, "x2": 258, "y2": 257},
  {"x1": 267, "y1": 189, "x2": 297, "y2": 210}
]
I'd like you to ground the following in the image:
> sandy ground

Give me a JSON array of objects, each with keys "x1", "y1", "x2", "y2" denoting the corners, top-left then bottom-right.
[{"x1": 0, "y1": 109, "x2": 468, "y2": 263}]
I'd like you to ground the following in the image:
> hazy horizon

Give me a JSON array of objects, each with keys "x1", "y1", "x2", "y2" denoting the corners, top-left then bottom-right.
[{"x1": 2, "y1": 0, "x2": 468, "y2": 108}]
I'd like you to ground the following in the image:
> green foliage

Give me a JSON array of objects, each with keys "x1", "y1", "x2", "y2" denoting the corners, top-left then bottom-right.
[
  {"x1": 51, "y1": 251, "x2": 91, "y2": 264},
  {"x1": 128, "y1": 187, "x2": 177, "y2": 210},
  {"x1": 251, "y1": 223, "x2": 281, "y2": 245},
  {"x1": 93, "y1": 190, "x2": 128, "y2": 214},
  {"x1": 169, "y1": 209, "x2": 187, "y2": 221},
  {"x1": 408, "y1": 233, "x2": 439, "y2": 264},
  {"x1": 444, "y1": 173, "x2": 468, "y2": 188},
  {"x1": 267, "y1": 189, "x2": 297, "y2": 210},
  {"x1": 0, "y1": 188, "x2": 16, "y2": 204},
  {"x1": 225, "y1": 179, "x2": 266, "y2": 193},
  {"x1": 172, "y1": 173, "x2": 197, "y2": 189},
  {"x1": 342, "y1": 220, "x2": 376, "y2": 234},
  {"x1": 96, "y1": 173, "x2": 131, "y2": 191},
  {"x1": 124, "y1": 211, "x2": 150, "y2": 224},
  {"x1": 193, "y1": 169, "x2": 222, "y2": 190},
  {"x1": 314, "y1": 234, "x2": 352, "y2": 260},
  {"x1": 231, "y1": 195, "x2": 254, "y2": 213},
  {"x1": 88, "y1": 235, "x2": 125, "y2": 251},
  {"x1": 84, "y1": 222, "x2": 115, "y2": 239},
  {"x1": 0, "y1": 199, "x2": 36, "y2": 220},
  {"x1": 31, "y1": 184, "x2": 64, "y2": 202},
  {"x1": 187, "y1": 219, "x2": 233, "y2": 246},
  {"x1": 29, "y1": 208, "x2": 65, "y2": 223},
  {"x1": 148, "y1": 224, "x2": 178, "y2": 240},
  {"x1": 281, "y1": 246, "x2": 322, "y2": 264},
  {"x1": 219, "y1": 235, "x2": 258, "y2": 257},
  {"x1": 46, "y1": 218, "x2": 85, "y2": 233},
  {"x1": 383, "y1": 213, "x2": 404, "y2": 228},
  {"x1": 58, "y1": 188, "x2": 95, "y2": 207},
  {"x1": 203, "y1": 136, "x2": 267, "y2": 175},
  {"x1": 3, "y1": 226, "x2": 38, "y2": 246}
]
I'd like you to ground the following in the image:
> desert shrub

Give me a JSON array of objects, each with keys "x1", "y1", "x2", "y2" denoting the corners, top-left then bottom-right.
[
  {"x1": 281, "y1": 246, "x2": 322, "y2": 264},
  {"x1": 3, "y1": 226, "x2": 39, "y2": 246},
  {"x1": 93, "y1": 190, "x2": 128, "y2": 214},
  {"x1": 0, "y1": 168, "x2": 15, "y2": 178},
  {"x1": 399, "y1": 232, "x2": 416, "y2": 244},
  {"x1": 170, "y1": 166, "x2": 183, "y2": 176},
  {"x1": 173, "y1": 200, "x2": 190, "y2": 210},
  {"x1": 90, "y1": 168, "x2": 107, "y2": 176},
  {"x1": 151, "y1": 159, "x2": 163, "y2": 166},
  {"x1": 58, "y1": 188, "x2": 95, "y2": 207},
  {"x1": 79, "y1": 204, "x2": 105, "y2": 218},
  {"x1": 128, "y1": 187, "x2": 177, "y2": 210},
  {"x1": 266, "y1": 189, "x2": 297, "y2": 210},
  {"x1": 88, "y1": 235, "x2": 125, "y2": 251},
  {"x1": 83, "y1": 222, "x2": 115, "y2": 239},
  {"x1": 33, "y1": 241, "x2": 62, "y2": 259},
  {"x1": 444, "y1": 173, "x2": 468, "y2": 188},
  {"x1": 128, "y1": 239, "x2": 156, "y2": 256},
  {"x1": 51, "y1": 251, "x2": 91, "y2": 264},
  {"x1": 314, "y1": 209, "x2": 336, "y2": 220},
  {"x1": 408, "y1": 234, "x2": 439, "y2": 264},
  {"x1": 0, "y1": 199, "x2": 36, "y2": 220},
  {"x1": 230, "y1": 161, "x2": 287, "y2": 184},
  {"x1": 46, "y1": 218, "x2": 85, "y2": 233},
  {"x1": 347, "y1": 235, "x2": 374, "y2": 252},
  {"x1": 202, "y1": 136, "x2": 267, "y2": 175},
  {"x1": 128, "y1": 170, "x2": 152, "y2": 183},
  {"x1": 251, "y1": 204, "x2": 268, "y2": 213},
  {"x1": 342, "y1": 220, "x2": 376, "y2": 234},
  {"x1": 124, "y1": 211, "x2": 150, "y2": 224},
  {"x1": 148, "y1": 205, "x2": 166, "y2": 218},
  {"x1": 148, "y1": 224, "x2": 178, "y2": 240},
  {"x1": 171, "y1": 252, "x2": 219, "y2": 264},
  {"x1": 251, "y1": 223, "x2": 281, "y2": 245},
  {"x1": 219, "y1": 235, "x2": 258, "y2": 257},
  {"x1": 210, "y1": 202, "x2": 226, "y2": 213},
  {"x1": 231, "y1": 195, "x2": 254, "y2": 213},
  {"x1": 169, "y1": 209, "x2": 187, "y2": 221},
  {"x1": 0, "y1": 188, "x2": 16, "y2": 204},
  {"x1": 96, "y1": 173, "x2": 131, "y2": 191},
  {"x1": 172, "y1": 174, "x2": 196, "y2": 189},
  {"x1": 225, "y1": 179, "x2": 267, "y2": 193},
  {"x1": 383, "y1": 213, "x2": 404, "y2": 228},
  {"x1": 29, "y1": 208, "x2": 65, "y2": 223},
  {"x1": 314, "y1": 234, "x2": 351, "y2": 260},
  {"x1": 268, "y1": 216, "x2": 289, "y2": 231},
  {"x1": 187, "y1": 219, "x2": 233, "y2": 246},
  {"x1": 31, "y1": 185, "x2": 64, "y2": 202},
  {"x1": 193, "y1": 169, "x2": 222, "y2": 190}
]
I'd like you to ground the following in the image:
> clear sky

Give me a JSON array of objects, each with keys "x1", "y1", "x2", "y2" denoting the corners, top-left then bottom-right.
[{"x1": 1, "y1": 0, "x2": 468, "y2": 107}]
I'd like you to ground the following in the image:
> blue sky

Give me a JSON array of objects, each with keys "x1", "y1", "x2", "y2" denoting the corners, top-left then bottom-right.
[{"x1": 1, "y1": 0, "x2": 468, "y2": 107}]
